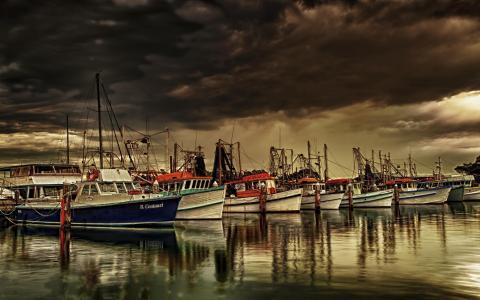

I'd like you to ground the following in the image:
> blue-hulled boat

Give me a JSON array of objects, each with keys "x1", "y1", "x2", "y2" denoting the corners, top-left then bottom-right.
[{"x1": 14, "y1": 169, "x2": 181, "y2": 227}]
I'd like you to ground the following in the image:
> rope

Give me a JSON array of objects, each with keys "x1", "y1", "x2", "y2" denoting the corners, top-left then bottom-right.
[
  {"x1": 0, "y1": 207, "x2": 15, "y2": 216},
  {"x1": 25, "y1": 202, "x2": 61, "y2": 218},
  {"x1": 241, "y1": 148, "x2": 266, "y2": 170},
  {"x1": 1, "y1": 214, "x2": 16, "y2": 225}
]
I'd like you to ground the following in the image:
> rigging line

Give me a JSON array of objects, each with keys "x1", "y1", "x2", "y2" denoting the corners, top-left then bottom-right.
[
  {"x1": 413, "y1": 158, "x2": 435, "y2": 172},
  {"x1": 101, "y1": 82, "x2": 129, "y2": 167},
  {"x1": 326, "y1": 148, "x2": 352, "y2": 176},
  {"x1": 240, "y1": 148, "x2": 266, "y2": 170},
  {"x1": 124, "y1": 125, "x2": 146, "y2": 136},
  {"x1": 101, "y1": 83, "x2": 124, "y2": 166}
]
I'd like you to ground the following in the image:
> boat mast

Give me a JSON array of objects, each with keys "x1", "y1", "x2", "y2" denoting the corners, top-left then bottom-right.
[
  {"x1": 237, "y1": 142, "x2": 242, "y2": 174},
  {"x1": 323, "y1": 144, "x2": 328, "y2": 181},
  {"x1": 408, "y1": 153, "x2": 413, "y2": 177},
  {"x1": 66, "y1": 114, "x2": 70, "y2": 164},
  {"x1": 96, "y1": 73, "x2": 104, "y2": 169},
  {"x1": 307, "y1": 140, "x2": 312, "y2": 177}
]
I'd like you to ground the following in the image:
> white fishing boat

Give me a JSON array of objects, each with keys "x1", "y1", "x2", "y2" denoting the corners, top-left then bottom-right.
[
  {"x1": 464, "y1": 186, "x2": 480, "y2": 201},
  {"x1": 0, "y1": 164, "x2": 83, "y2": 202},
  {"x1": 223, "y1": 173, "x2": 302, "y2": 213},
  {"x1": 386, "y1": 178, "x2": 450, "y2": 205},
  {"x1": 328, "y1": 178, "x2": 393, "y2": 208},
  {"x1": 156, "y1": 172, "x2": 225, "y2": 220},
  {"x1": 296, "y1": 177, "x2": 343, "y2": 210}
]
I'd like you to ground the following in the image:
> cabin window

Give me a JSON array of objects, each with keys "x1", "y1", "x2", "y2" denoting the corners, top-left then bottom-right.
[
  {"x1": 90, "y1": 184, "x2": 99, "y2": 195},
  {"x1": 44, "y1": 186, "x2": 58, "y2": 197},
  {"x1": 185, "y1": 180, "x2": 191, "y2": 189},
  {"x1": 125, "y1": 183, "x2": 135, "y2": 191},
  {"x1": 201, "y1": 180, "x2": 206, "y2": 188},
  {"x1": 116, "y1": 183, "x2": 126, "y2": 193},
  {"x1": 99, "y1": 182, "x2": 116, "y2": 193},
  {"x1": 191, "y1": 180, "x2": 197, "y2": 189},
  {"x1": 199, "y1": 180, "x2": 204, "y2": 188},
  {"x1": 28, "y1": 186, "x2": 34, "y2": 199},
  {"x1": 17, "y1": 187, "x2": 27, "y2": 199}
]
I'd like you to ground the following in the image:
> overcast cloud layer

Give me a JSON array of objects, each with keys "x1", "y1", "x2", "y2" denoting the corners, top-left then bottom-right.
[{"x1": 1, "y1": 0, "x2": 480, "y2": 171}]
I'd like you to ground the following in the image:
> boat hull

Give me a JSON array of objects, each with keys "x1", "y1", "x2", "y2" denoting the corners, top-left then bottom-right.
[
  {"x1": 301, "y1": 193, "x2": 343, "y2": 210},
  {"x1": 464, "y1": 187, "x2": 480, "y2": 201},
  {"x1": 341, "y1": 190, "x2": 393, "y2": 208},
  {"x1": 176, "y1": 187, "x2": 225, "y2": 220},
  {"x1": 15, "y1": 195, "x2": 181, "y2": 228},
  {"x1": 398, "y1": 187, "x2": 450, "y2": 205},
  {"x1": 447, "y1": 186, "x2": 464, "y2": 202},
  {"x1": 223, "y1": 188, "x2": 302, "y2": 213}
]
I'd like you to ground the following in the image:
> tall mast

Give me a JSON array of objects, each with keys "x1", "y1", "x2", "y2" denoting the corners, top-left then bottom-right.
[
  {"x1": 96, "y1": 73, "x2": 104, "y2": 169},
  {"x1": 166, "y1": 129, "x2": 169, "y2": 171},
  {"x1": 237, "y1": 142, "x2": 242, "y2": 174},
  {"x1": 307, "y1": 140, "x2": 312, "y2": 177},
  {"x1": 408, "y1": 153, "x2": 413, "y2": 177},
  {"x1": 323, "y1": 144, "x2": 329, "y2": 181},
  {"x1": 66, "y1": 114, "x2": 70, "y2": 164}
]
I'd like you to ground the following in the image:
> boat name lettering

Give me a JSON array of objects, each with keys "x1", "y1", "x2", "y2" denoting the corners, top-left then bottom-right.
[{"x1": 140, "y1": 203, "x2": 164, "y2": 209}]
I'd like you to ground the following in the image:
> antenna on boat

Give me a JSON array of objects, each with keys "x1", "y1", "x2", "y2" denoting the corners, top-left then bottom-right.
[
  {"x1": 230, "y1": 121, "x2": 236, "y2": 144},
  {"x1": 96, "y1": 72, "x2": 104, "y2": 169},
  {"x1": 324, "y1": 144, "x2": 329, "y2": 181},
  {"x1": 66, "y1": 114, "x2": 70, "y2": 164}
]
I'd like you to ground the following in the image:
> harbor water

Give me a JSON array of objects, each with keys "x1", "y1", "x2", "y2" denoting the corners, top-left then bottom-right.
[{"x1": 1, "y1": 203, "x2": 479, "y2": 299}]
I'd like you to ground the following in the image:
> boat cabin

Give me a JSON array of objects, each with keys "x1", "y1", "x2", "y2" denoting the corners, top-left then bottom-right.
[
  {"x1": 326, "y1": 178, "x2": 362, "y2": 195},
  {"x1": 226, "y1": 172, "x2": 276, "y2": 198},
  {"x1": 75, "y1": 169, "x2": 141, "y2": 202},
  {"x1": 156, "y1": 172, "x2": 213, "y2": 193},
  {"x1": 0, "y1": 164, "x2": 82, "y2": 201},
  {"x1": 441, "y1": 175, "x2": 474, "y2": 188},
  {"x1": 296, "y1": 177, "x2": 326, "y2": 195},
  {"x1": 385, "y1": 178, "x2": 417, "y2": 192}
]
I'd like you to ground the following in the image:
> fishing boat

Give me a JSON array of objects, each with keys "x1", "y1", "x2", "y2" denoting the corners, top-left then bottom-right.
[
  {"x1": 328, "y1": 178, "x2": 394, "y2": 208},
  {"x1": 440, "y1": 174, "x2": 474, "y2": 202},
  {"x1": 223, "y1": 173, "x2": 302, "y2": 213},
  {"x1": 0, "y1": 164, "x2": 83, "y2": 201},
  {"x1": 13, "y1": 73, "x2": 182, "y2": 227},
  {"x1": 386, "y1": 178, "x2": 450, "y2": 205},
  {"x1": 15, "y1": 168, "x2": 181, "y2": 227},
  {"x1": 296, "y1": 177, "x2": 343, "y2": 210},
  {"x1": 156, "y1": 172, "x2": 225, "y2": 220},
  {"x1": 464, "y1": 186, "x2": 480, "y2": 201}
]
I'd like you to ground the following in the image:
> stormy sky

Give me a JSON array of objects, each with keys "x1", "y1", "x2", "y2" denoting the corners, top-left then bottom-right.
[{"x1": 2, "y1": 0, "x2": 480, "y2": 176}]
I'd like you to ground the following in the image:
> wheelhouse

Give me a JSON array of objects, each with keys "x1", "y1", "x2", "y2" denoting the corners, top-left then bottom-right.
[
  {"x1": 326, "y1": 178, "x2": 361, "y2": 194},
  {"x1": 0, "y1": 164, "x2": 82, "y2": 201},
  {"x1": 156, "y1": 172, "x2": 213, "y2": 193},
  {"x1": 226, "y1": 173, "x2": 277, "y2": 197}
]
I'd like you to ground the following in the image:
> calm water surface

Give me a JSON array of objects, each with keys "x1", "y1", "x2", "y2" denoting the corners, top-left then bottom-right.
[{"x1": 1, "y1": 203, "x2": 480, "y2": 300}]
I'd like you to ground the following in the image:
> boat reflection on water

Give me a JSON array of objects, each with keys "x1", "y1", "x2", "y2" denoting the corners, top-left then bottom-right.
[{"x1": 0, "y1": 205, "x2": 479, "y2": 299}]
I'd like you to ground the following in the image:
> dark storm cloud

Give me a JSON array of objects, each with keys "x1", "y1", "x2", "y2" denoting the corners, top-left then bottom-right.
[{"x1": 2, "y1": 0, "x2": 480, "y2": 133}]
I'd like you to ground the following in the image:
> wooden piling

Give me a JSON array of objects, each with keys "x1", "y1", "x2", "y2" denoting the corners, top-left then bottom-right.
[
  {"x1": 259, "y1": 186, "x2": 267, "y2": 214},
  {"x1": 60, "y1": 184, "x2": 71, "y2": 229},
  {"x1": 394, "y1": 186, "x2": 400, "y2": 206},
  {"x1": 314, "y1": 189, "x2": 321, "y2": 211},
  {"x1": 348, "y1": 184, "x2": 353, "y2": 210}
]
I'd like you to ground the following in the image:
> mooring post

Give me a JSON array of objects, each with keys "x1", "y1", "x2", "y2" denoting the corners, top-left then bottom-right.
[
  {"x1": 314, "y1": 189, "x2": 321, "y2": 212},
  {"x1": 394, "y1": 184, "x2": 400, "y2": 206},
  {"x1": 259, "y1": 185, "x2": 267, "y2": 214},
  {"x1": 60, "y1": 183, "x2": 71, "y2": 229},
  {"x1": 348, "y1": 183, "x2": 353, "y2": 210}
]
